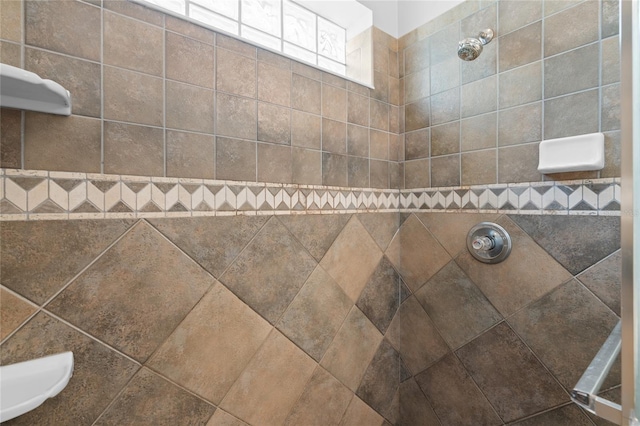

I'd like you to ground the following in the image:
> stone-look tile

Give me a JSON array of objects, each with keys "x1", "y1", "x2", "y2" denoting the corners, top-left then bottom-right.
[
  {"x1": 207, "y1": 410, "x2": 249, "y2": 426},
  {"x1": 456, "y1": 216, "x2": 572, "y2": 316},
  {"x1": 510, "y1": 215, "x2": 621, "y2": 275},
  {"x1": 0, "y1": 289, "x2": 37, "y2": 341},
  {"x1": 166, "y1": 130, "x2": 215, "y2": 179},
  {"x1": 404, "y1": 37, "x2": 430, "y2": 76},
  {"x1": 348, "y1": 156, "x2": 370, "y2": 188},
  {"x1": 165, "y1": 13, "x2": 215, "y2": 43},
  {"x1": 103, "y1": 0, "x2": 164, "y2": 25},
  {"x1": 498, "y1": 0, "x2": 542, "y2": 36},
  {"x1": 498, "y1": 103, "x2": 542, "y2": 147},
  {"x1": 416, "y1": 353, "x2": 502, "y2": 426},
  {"x1": 0, "y1": 40, "x2": 21, "y2": 67},
  {"x1": 339, "y1": 396, "x2": 385, "y2": 426},
  {"x1": 544, "y1": 0, "x2": 583, "y2": 16},
  {"x1": 416, "y1": 261, "x2": 501, "y2": 349},
  {"x1": 544, "y1": 0, "x2": 599, "y2": 57},
  {"x1": 0, "y1": 108, "x2": 21, "y2": 168},
  {"x1": 602, "y1": 131, "x2": 621, "y2": 178},
  {"x1": 396, "y1": 378, "x2": 440, "y2": 426},
  {"x1": 499, "y1": 61, "x2": 542, "y2": 109},
  {"x1": 277, "y1": 266, "x2": 352, "y2": 361},
  {"x1": 545, "y1": 43, "x2": 599, "y2": 98},
  {"x1": 284, "y1": 367, "x2": 353, "y2": 426},
  {"x1": 216, "y1": 93, "x2": 257, "y2": 141},
  {"x1": 148, "y1": 282, "x2": 271, "y2": 404},
  {"x1": 461, "y1": 42, "x2": 497, "y2": 85},
  {"x1": 104, "y1": 66, "x2": 163, "y2": 127},
  {"x1": 386, "y1": 296, "x2": 449, "y2": 374},
  {"x1": 323, "y1": 119, "x2": 347, "y2": 154},
  {"x1": 258, "y1": 103, "x2": 290, "y2": 144},
  {"x1": 499, "y1": 21, "x2": 542, "y2": 72},
  {"x1": 462, "y1": 150, "x2": 496, "y2": 185},
  {"x1": 279, "y1": 214, "x2": 350, "y2": 262},
  {"x1": 509, "y1": 280, "x2": 620, "y2": 391},
  {"x1": 25, "y1": 0, "x2": 100, "y2": 61},
  {"x1": 416, "y1": 212, "x2": 501, "y2": 258},
  {"x1": 370, "y1": 160, "x2": 389, "y2": 189},
  {"x1": 456, "y1": 322, "x2": 567, "y2": 423},
  {"x1": 24, "y1": 113, "x2": 101, "y2": 173},
  {"x1": 405, "y1": 98, "x2": 430, "y2": 132},
  {"x1": 166, "y1": 32, "x2": 215, "y2": 88},
  {"x1": 220, "y1": 217, "x2": 317, "y2": 323},
  {"x1": 431, "y1": 155, "x2": 461, "y2": 187},
  {"x1": 0, "y1": 220, "x2": 133, "y2": 304},
  {"x1": 431, "y1": 87, "x2": 460, "y2": 125},
  {"x1": 94, "y1": 368, "x2": 216, "y2": 425},
  {"x1": 602, "y1": 36, "x2": 621, "y2": 85},
  {"x1": 357, "y1": 213, "x2": 400, "y2": 252},
  {"x1": 257, "y1": 143, "x2": 292, "y2": 183},
  {"x1": 220, "y1": 330, "x2": 316, "y2": 426},
  {"x1": 323, "y1": 84, "x2": 347, "y2": 122},
  {"x1": 291, "y1": 110, "x2": 321, "y2": 149},
  {"x1": 348, "y1": 93, "x2": 370, "y2": 127},
  {"x1": 216, "y1": 33, "x2": 257, "y2": 58},
  {"x1": 386, "y1": 214, "x2": 451, "y2": 292},
  {"x1": 149, "y1": 216, "x2": 268, "y2": 278},
  {"x1": 356, "y1": 256, "x2": 401, "y2": 334},
  {"x1": 320, "y1": 217, "x2": 383, "y2": 302},
  {"x1": 0, "y1": 0, "x2": 21, "y2": 42},
  {"x1": 348, "y1": 124, "x2": 369, "y2": 157},
  {"x1": 544, "y1": 89, "x2": 599, "y2": 139},
  {"x1": 405, "y1": 159, "x2": 431, "y2": 189},
  {"x1": 216, "y1": 48, "x2": 256, "y2": 98},
  {"x1": 370, "y1": 130, "x2": 388, "y2": 160},
  {"x1": 602, "y1": 83, "x2": 621, "y2": 132},
  {"x1": 405, "y1": 129, "x2": 430, "y2": 160},
  {"x1": 25, "y1": 48, "x2": 101, "y2": 118},
  {"x1": 321, "y1": 307, "x2": 383, "y2": 392},
  {"x1": 513, "y1": 403, "x2": 593, "y2": 426},
  {"x1": 371, "y1": 71, "x2": 390, "y2": 104},
  {"x1": 404, "y1": 72, "x2": 430, "y2": 104},
  {"x1": 370, "y1": 100, "x2": 389, "y2": 132},
  {"x1": 461, "y1": 75, "x2": 497, "y2": 118},
  {"x1": 258, "y1": 48, "x2": 291, "y2": 69},
  {"x1": 215, "y1": 137, "x2": 256, "y2": 181},
  {"x1": 498, "y1": 143, "x2": 541, "y2": 183},
  {"x1": 292, "y1": 74, "x2": 322, "y2": 115},
  {"x1": 431, "y1": 23, "x2": 460, "y2": 66},
  {"x1": 432, "y1": 57, "x2": 460, "y2": 96},
  {"x1": 461, "y1": 113, "x2": 496, "y2": 152},
  {"x1": 578, "y1": 251, "x2": 621, "y2": 316},
  {"x1": 0, "y1": 312, "x2": 138, "y2": 425},
  {"x1": 103, "y1": 121, "x2": 164, "y2": 177},
  {"x1": 292, "y1": 147, "x2": 322, "y2": 185},
  {"x1": 431, "y1": 122, "x2": 460, "y2": 156},
  {"x1": 103, "y1": 11, "x2": 163, "y2": 76},
  {"x1": 602, "y1": 0, "x2": 620, "y2": 38},
  {"x1": 258, "y1": 62, "x2": 291, "y2": 107},
  {"x1": 356, "y1": 338, "x2": 402, "y2": 417},
  {"x1": 322, "y1": 153, "x2": 348, "y2": 187},
  {"x1": 47, "y1": 222, "x2": 213, "y2": 362}
]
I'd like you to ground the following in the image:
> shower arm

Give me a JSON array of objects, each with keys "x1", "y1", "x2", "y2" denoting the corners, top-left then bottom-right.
[{"x1": 571, "y1": 320, "x2": 622, "y2": 424}]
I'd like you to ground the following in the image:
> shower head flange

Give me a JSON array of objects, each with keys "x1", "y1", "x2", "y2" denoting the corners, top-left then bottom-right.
[
  {"x1": 458, "y1": 28, "x2": 495, "y2": 61},
  {"x1": 477, "y1": 29, "x2": 494, "y2": 45}
]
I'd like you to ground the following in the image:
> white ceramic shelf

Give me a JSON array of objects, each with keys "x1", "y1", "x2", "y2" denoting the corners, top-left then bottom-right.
[
  {"x1": 538, "y1": 132, "x2": 605, "y2": 174},
  {"x1": 0, "y1": 63, "x2": 72, "y2": 116}
]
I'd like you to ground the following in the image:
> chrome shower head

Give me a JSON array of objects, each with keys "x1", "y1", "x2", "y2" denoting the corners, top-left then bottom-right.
[{"x1": 458, "y1": 29, "x2": 494, "y2": 61}]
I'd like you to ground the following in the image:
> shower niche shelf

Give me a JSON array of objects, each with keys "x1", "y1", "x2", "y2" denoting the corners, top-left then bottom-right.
[
  {"x1": 0, "y1": 63, "x2": 72, "y2": 116},
  {"x1": 537, "y1": 132, "x2": 604, "y2": 174}
]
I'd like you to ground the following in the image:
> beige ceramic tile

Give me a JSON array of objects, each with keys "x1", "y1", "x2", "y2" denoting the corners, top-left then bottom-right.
[
  {"x1": 0, "y1": 288, "x2": 37, "y2": 340},
  {"x1": 207, "y1": 410, "x2": 249, "y2": 426},
  {"x1": 339, "y1": 396, "x2": 384, "y2": 426},
  {"x1": 103, "y1": 121, "x2": 164, "y2": 177},
  {"x1": 148, "y1": 282, "x2": 271, "y2": 404},
  {"x1": 166, "y1": 32, "x2": 215, "y2": 88},
  {"x1": 258, "y1": 62, "x2": 291, "y2": 107},
  {"x1": 220, "y1": 330, "x2": 316, "y2": 426},
  {"x1": 0, "y1": 0, "x2": 21, "y2": 42},
  {"x1": 217, "y1": 48, "x2": 256, "y2": 98},
  {"x1": 103, "y1": 66, "x2": 163, "y2": 127},
  {"x1": 320, "y1": 217, "x2": 383, "y2": 302}
]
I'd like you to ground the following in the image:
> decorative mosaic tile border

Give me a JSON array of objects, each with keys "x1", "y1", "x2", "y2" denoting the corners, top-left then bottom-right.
[{"x1": 0, "y1": 169, "x2": 620, "y2": 220}]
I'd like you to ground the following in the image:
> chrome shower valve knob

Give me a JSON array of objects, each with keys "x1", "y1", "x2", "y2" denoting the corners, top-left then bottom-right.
[
  {"x1": 472, "y1": 236, "x2": 496, "y2": 251},
  {"x1": 467, "y1": 222, "x2": 512, "y2": 264}
]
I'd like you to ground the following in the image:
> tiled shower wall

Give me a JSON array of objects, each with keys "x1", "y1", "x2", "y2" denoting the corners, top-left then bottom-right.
[
  {"x1": 400, "y1": 0, "x2": 621, "y2": 188},
  {"x1": 0, "y1": 0, "x2": 401, "y2": 189}
]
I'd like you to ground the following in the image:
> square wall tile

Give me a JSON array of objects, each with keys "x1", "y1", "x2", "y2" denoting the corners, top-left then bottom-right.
[
  {"x1": 356, "y1": 256, "x2": 401, "y2": 334},
  {"x1": 498, "y1": 143, "x2": 540, "y2": 183},
  {"x1": 216, "y1": 136, "x2": 256, "y2": 182},
  {"x1": 405, "y1": 129, "x2": 430, "y2": 160},
  {"x1": 405, "y1": 72, "x2": 430, "y2": 104},
  {"x1": 104, "y1": 121, "x2": 164, "y2": 176},
  {"x1": 0, "y1": 0, "x2": 21, "y2": 42},
  {"x1": 323, "y1": 84, "x2": 347, "y2": 122},
  {"x1": 498, "y1": 61, "x2": 542, "y2": 109},
  {"x1": 0, "y1": 40, "x2": 21, "y2": 67},
  {"x1": 166, "y1": 81, "x2": 215, "y2": 134},
  {"x1": 461, "y1": 113, "x2": 496, "y2": 152},
  {"x1": 26, "y1": 0, "x2": 101, "y2": 61},
  {"x1": 0, "y1": 108, "x2": 21, "y2": 169},
  {"x1": 25, "y1": 113, "x2": 101, "y2": 173},
  {"x1": 602, "y1": 36, "x2": 621, "y2": 85},
  {"x1": 103, "y1": 11, "x2": 163, "y2": 76},
  {"x1": 498, "y1": 103, "x2": 542, "y2": 147},
  {"x1": 220, "y1": 330, "x2": 316, "y2": 426},
  {"x1": 602, "y1": 83, "x2": 621, "y2": 132},
  {"x1": 216, "y1": 48, "x2": 256, "y2": 98},
  {"x1": 461, "y1": 75, "x2": 497, "y2": 118},
  {"x1": 166, "y1": 32, "x2": 215, "y2": 88},
  {"x1": 431, "y1": 122, "x2": 460, "y2": 156},
  {"x1": 404, "y1": 159, "x2": 430, "y2": 189},
  {"x1": 602, "y1": 0, "x2": 620, "y2": 38},
  {"x1": 498, "y1": 21, "x2": 542, "y2": 72},
  {"x1": 498, "y1": 0, "x2": 542, "y2": 36},
  {"x1": 544, "y1": 89, "x2": 599, "y2": 139},
  {"x1": 578, "y1": 250, "x2": 621, "y2": 316},
  {"x1": 348, "y1": 156, "x2": 370, "y2": 188},
  {"x1": 292, "y1": 148, "x2": 322, "y2": 185},
  {"x1": 104, "y1": 66, "x2": 163, "y2": 127},
  {"x1": 258, "y1": 103, "x2": 291, "y2": 145},
  {"x1": 404, "y1": 37, "x2": 430, "y2": 76},
  {"x1": 322, "y1": 153, "x2": 348, "y2": 187},
  {"x1": 544, "y1": 43, "x2": 599, "y2": 98},
  {"x1": 258, "y1": 61, "x2": 291, "y2": 107},
  {"x1": 431, "y1": 57, "x2": 459, "y2": 95},
  {"x1": 166, "y1": 130, "x2": 215, "y2": 179},
  {"x1": 431, "y1": 155, "x2": 460, "y2": 187},
  {"x1": 104, "y1": 0, "x2": 164, "y2": 25},
  {"x1": 323, "y1": 119, "x2": 347, "y2": 154},
  {"x1": 544, "y1": 0, "x2": 599, "y2": 57},
  {"x1": 148, "y1": 282, "x2": 271, "y2": 404},
  {"x1": 348, "y1": 124, "x2": 370, "y2": 157},
  {"x1": 292, "y1": 74, "x2": 321, "y2": 115},
  {"x1": 405, "y1": 98, "x2": 430, "y2": 132},
  {"x1": 291, "y1": 110, "x2": 321, "y2": 149},
  {"x1": 47, "y1": 222, "x2": 214, "y2": 362},
  {"x1": 462, "y1": 149, "x2": 497, "y2": 186},
  {"x1": 430, "y1": 88, "x2": 459, "y2": 125},
  {"x1": 370, "y1": 100, "x2": 389, "y2": 132},
  {"x1": 216, "y1": 93, "x2": 257, "y2": 141},
  {"x1": 257, "y1": 143, "x2": 292, "y2": 183},
  {"x1": 0, "y1": 288, "x2": 37, "y2": 341},
  {"x1": 370, "y1": 160, "x2": 389, "y2": 189},
  {"x1": 340, "y1": 397, "x2": 384, "y2": 426},
  {"x1": 348, "y1": 93, "x2": 370, "y2": 127}
]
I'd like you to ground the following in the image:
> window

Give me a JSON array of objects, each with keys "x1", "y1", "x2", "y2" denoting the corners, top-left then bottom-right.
[{"x1": 140, "y1": 0, "x2": 349, "y2": 75}]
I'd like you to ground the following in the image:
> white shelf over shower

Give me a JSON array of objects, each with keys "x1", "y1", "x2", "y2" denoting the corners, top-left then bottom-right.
[{"x1": 0, "y1": 63, "x2": 72, "y2": 116}]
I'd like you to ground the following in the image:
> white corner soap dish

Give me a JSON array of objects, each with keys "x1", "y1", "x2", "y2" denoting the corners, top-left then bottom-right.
[
  {"x1": 0, "y1": 352, "x2": 74, "y2": 422},
  {"x1": 537, "y1": 132, "x2": 605, "y2": 174}
]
